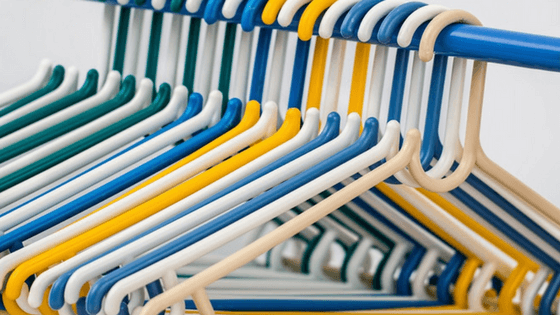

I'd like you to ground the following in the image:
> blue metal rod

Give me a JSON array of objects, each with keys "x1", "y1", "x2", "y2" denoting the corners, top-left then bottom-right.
[{"x1": 91, "y1": 0, "x2": 560, "y2": 72}]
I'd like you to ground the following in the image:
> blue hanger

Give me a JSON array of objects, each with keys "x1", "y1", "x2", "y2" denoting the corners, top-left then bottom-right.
[
  {"x1": 48, "y1": 112, "x2": 341, "y2": 310},
  {"x1": 84, "y1": 116, "x2": 379, "y2": 314},
  {"x1": 240, "y1": 0, "x2": 269, "y2": 31},
  {"x1": 0, "y1": 95, "x2": 242, "y2": 255}
]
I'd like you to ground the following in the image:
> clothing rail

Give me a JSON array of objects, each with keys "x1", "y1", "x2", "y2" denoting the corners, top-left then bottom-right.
[{"x1": 87, "y1": 0, "x2": 560, "y2": 72}]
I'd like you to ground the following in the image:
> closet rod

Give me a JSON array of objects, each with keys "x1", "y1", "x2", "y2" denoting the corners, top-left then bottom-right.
[{"x1": 88, "y1": 0, "x2": 560, "y2": 72}]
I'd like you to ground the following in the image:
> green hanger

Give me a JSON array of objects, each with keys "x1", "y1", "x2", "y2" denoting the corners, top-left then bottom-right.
[
  {"x1": 0, "y1": 66, "x2": 65, "y2": 118},
  {"x1": 0, "y1": 76, "x2": 136, "y2": 164},
  {"x1": 0, "y1": 69, "x2": 98, "y2": 139},
  {"x1": 113, "y1": 7, "x2": 131, "y2": 74},
  {"x1": 145, "y1": 11, "x2": 164, "y2": 85},
  {"x1": 218, "y1": 23, "x2": 237, "y2": 115},
  {"x1": 182, "y1": 17, "x2": 201, "y2": 95},
  {"x1": 0, "y1": 82, "x2": 171, "y2": 193}
]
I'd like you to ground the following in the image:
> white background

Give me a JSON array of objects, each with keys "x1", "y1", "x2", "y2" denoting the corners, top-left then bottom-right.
[{"x1": 0, "y1": 0, "x2": 560, "y2": 207}]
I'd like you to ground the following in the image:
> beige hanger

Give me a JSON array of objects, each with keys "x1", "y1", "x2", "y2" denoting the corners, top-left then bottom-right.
[{"x1": 410, "y1": 9, "x2": 560, "y2": 228}]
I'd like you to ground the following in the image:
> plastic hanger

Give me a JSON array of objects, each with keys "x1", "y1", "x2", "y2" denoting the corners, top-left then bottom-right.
[
  {"x1": 0, "y1": 69, "x2": 98, "y2": 139},
  {"x1": 75, "y1": 5, "x2": 402, "y2": 312},
  {"x1": 0, "y1": 71, "x2": 121, "y2": 151},
  {"x1": 0, "y1": 67, "x2": 78, "y2": 128},
  {"x1": 0, "y1": 60, "x2": 54, "y2": 112},
  {"x1": 0, "y1": 65, "x2": 65, "y2": 120},
  {"x1": 0, "y1": 0, "x2": 235, "y2": 260}
]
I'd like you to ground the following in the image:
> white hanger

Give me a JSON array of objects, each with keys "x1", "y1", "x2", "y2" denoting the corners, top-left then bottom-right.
[
  {"x1": 0, "y1": 71, "x2": 121, "y2": 150},
  {"x1": 152, "y1": 0, "x2": 168, "y2": 10},
  {"x1": 0, "y1": 66, "x2": 79, "y2": 126},
  {"x1": 357, "y1": 0, "x2": 406, "y2": 42},
  {"x1": 195, "y1": 23, "x2": 219, "y2": 103},
  {"x1": 0, "y1": 99, "x2": 278, "y2": 290},
  {"x1": 0, "y1": 59, "x2": 53, "y2": 108},
  {"x1": 277, "y1": 0, "x2": 312, "y2": 27},
  {"x1": 0, "y1": 79, "x2": 153, "y2": 210},
  {"x1": 396, "y1": 5, "x2": 449, "y2": 48},
  {"x1": 161, "y1": 14, "x2": 184, "y2": 87},
  {"x1": 123, "y1": 9, "x2": 146, "y2": 80},
  {"x1": 230, "y1": 29, "x2": 254, "y2": 103},
  {"x1": 99, "y1": 5, "x2": 117, "y2": 85}
]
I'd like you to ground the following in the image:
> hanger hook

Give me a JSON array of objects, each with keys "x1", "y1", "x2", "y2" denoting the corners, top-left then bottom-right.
[
  {"x1": 419, "y1": 9, "x2": 482, "y2": 62},
  {"x1": 407, "y1": 9, "x2": 486, "y2": 192}
]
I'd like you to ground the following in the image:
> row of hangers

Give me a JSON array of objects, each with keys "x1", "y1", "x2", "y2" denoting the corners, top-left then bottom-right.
[{"x1": 0, "y1": 0, "x2": 559, "y2": 314}]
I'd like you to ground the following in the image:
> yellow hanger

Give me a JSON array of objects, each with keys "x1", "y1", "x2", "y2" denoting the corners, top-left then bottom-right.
[
  {"x1": 2, "y1": 101, "x2": 264, "y2": 315},
  {"x1": 3, "y1": 100, "x2": 303, "y2": 314}
]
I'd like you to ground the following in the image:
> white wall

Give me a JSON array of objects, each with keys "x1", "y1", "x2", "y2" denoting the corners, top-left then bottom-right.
[{"x1": 1, "y1": 0, "x2": 560, "y2": 207}]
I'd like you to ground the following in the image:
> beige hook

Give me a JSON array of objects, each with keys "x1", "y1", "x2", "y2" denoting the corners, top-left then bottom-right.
[
  {"x1": 418, "y1": 9, "x2": 482, "y2": 62},
  {"x1": 405, "y1": 10, "x2": 485, "y2": 192}
]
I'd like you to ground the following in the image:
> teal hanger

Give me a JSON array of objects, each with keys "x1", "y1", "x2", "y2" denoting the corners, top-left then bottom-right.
[
  {"x1": 183, "y1": 17, "x2": 201, "y2": 95},
  {"x1": 0, "y1": 65, "x2": 65, "y2": 118},
  {"x1": 219, "y1": 23, "x2": 237, "y2": 115},
  {"x1": 0, "y1": 81, "x2": 171, "y2": 193},
  {"x1": 145, "y1": 11, "x2": 164, "y2": 85},
  {"x1": 113, "y1": 7, "x2": 131, "y2": 74},
  {"x1": 0, "y1": 69, "x2": 98, "y2": 139},
  {"x1": 0, "y1": 76, "x2": 136, "y2": 164}
]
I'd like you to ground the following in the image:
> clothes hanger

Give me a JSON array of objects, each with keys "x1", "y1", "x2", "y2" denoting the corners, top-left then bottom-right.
[
  {"x1": 404, "y1": 8, "x2": 555, "y2": 311},
  {"x1": 0, "y1": 71, "x2": 121, "y2": 151},
  {"x1": 0, "y1": 67, "x2": 78, "y2": 129},
  {"x1": 0, "y1": 69, "x2": 98, "y2": 139},
  {"x1": 282, "y1": 2, "x2": 420, "y2": 293},
  {"x1": 0, "y1": 60, "x2": 55, "y2": 113},
  {"x1": 266, "y1": 0, "x2": 476, "y2": 306},
  {"x1": 388, "y1": 11, "x2": 560, "y2": 314},
  {"x1": 0, "y1": 75, "x2": 142, "y2": 205},
  {"x1": 0, "y1": 65, "x2": 65, "y2": 122},
  {"x1": 131, "y1": 9, "x2": 540, "y2": 314},
  {"x1": 0, "y1": 11, "x2": 286, "y2": 312}
]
